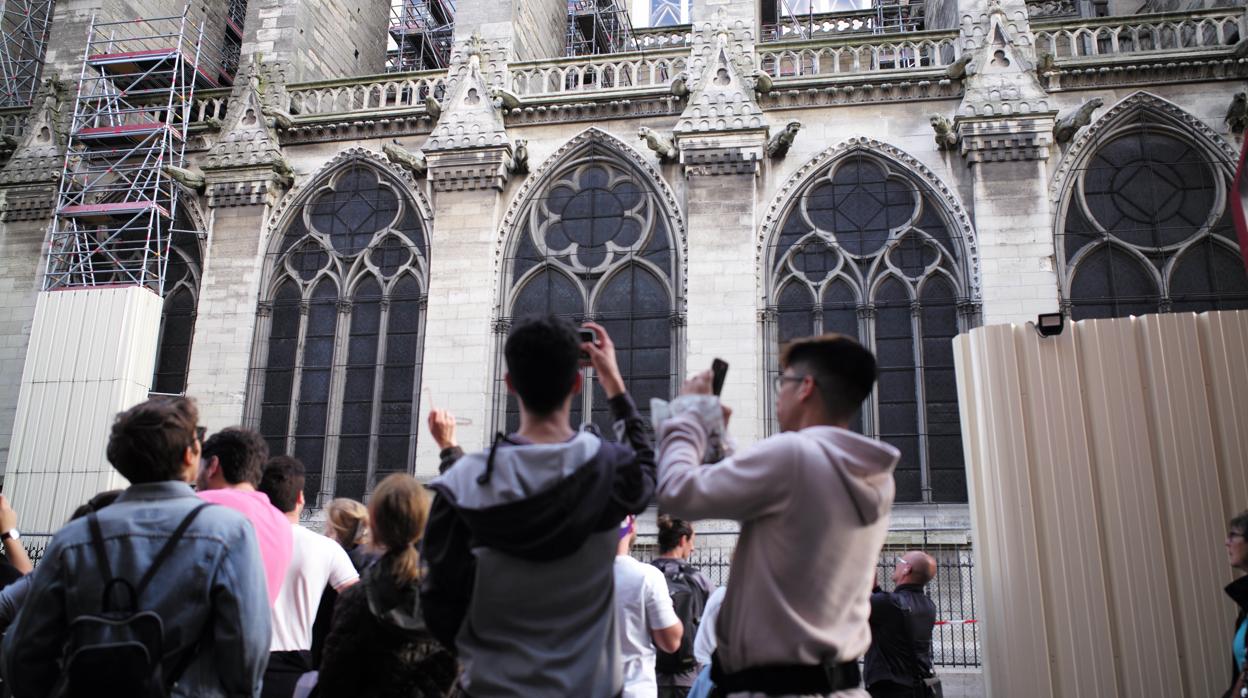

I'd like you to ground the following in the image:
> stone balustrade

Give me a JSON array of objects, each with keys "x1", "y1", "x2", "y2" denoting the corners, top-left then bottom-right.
[
  {"x1": 286, "y1": 70, "x2": 448, "y2": 116},
  {"x1": 1033, "y1": 7, "x2": 1244, "y2": 61},
  {"x1": 509, "y1": 48, "x2": 689, "y2": 98},
  {"x1": 757, "y1": 30, "x2": 961, "y2": 80},
  {"x1": 0, "y1": 108, "x2": 26, "y2": 140},
  {"x1": 191, "y1": 89, "x2": 230, "y2": 123},
  {"x1": 630, "y1": 25, "x2": 693, "y2": 49}
]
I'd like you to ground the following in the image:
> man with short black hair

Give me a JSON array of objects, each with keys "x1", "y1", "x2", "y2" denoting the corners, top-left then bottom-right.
[
  {"x1": 2, "y1": 397, "x2": 271, "y2": 697},
  {"x1": 257, "y1": 455, "x2": 358, "y2": 698},
  {"x1": 864, "y1": 551, "x2": 939, "y2": 698},
  {"x1": 657, "y1": 334, "x2": 900, "y2": 698},
  {"x1": 198, "y1": 427, "x2": 292, "y2": 604},
  {"x1": 422, "y1": 316, "x2": 656, "y2": 697}
]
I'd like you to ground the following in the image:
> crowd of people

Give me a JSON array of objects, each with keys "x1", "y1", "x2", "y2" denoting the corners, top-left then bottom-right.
[{"x1": 0, "y1": 313, "x2": 1240, "y2": 698}]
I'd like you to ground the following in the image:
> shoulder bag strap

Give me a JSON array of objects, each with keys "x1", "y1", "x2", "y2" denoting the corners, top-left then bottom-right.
[
  {"x1": 135, "y1": 502, "x2": 212, "y2": 599},
  {"x1": 86, "y1": 512, "x2": 113, "y2": 582}
]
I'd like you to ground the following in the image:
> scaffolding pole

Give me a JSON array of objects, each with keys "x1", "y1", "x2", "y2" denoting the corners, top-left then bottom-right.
[
  {"x1": 0, "y1": 0, "x2": 54, "y2": 107},
  {"x1": 566, "y1": 0, "x2": 633, "y2": 57},
  {"x1": 44, "y1": 6, "x2": 208, "y2": 293}
]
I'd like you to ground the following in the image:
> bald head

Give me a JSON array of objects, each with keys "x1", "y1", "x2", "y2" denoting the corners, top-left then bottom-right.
[{"x1": 896, "y1": 550, "x2": 936, "y2": 586}]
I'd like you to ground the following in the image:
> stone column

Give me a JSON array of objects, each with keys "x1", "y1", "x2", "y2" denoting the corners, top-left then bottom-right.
[
  {"x1": 671, "y1": 6, "x2": 770, "y2": 444},
  {"x1": 953, "y1": 0, "x2": 1061, "y2": 326},
  {"x1": 414, "y1": 38, "x2": 514, "y2": 477},
  {"x1": 242, "y1": 0, "x2": 390, "y2": 81},
  {"x1": 186, "y1": 58, "x2": 294, "y2": 430}
]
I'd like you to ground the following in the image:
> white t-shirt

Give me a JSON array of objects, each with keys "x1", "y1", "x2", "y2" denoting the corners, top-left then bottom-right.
[
  {"x1": 270, "y1": 524, "x2": 359, "y2": 652},
  {"x1": 694, "y1": 585, "x2": 726, "y2": 666},
  {"x1": 614, "y1": 555, "x2": 680, "y2": 698}
]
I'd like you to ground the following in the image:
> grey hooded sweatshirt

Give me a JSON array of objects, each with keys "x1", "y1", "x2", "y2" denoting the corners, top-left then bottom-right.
[
  {"x1": 422, "y1": 394, "x2": 655, "y2": 698},
  {"x1": 656, "y1": 416, "x2": 899, "y2": 673}
]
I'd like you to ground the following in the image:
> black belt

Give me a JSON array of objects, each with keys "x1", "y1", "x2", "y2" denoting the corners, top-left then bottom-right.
[{"x1": 709, "y1": 650, "x2": 861, "y2": 696}]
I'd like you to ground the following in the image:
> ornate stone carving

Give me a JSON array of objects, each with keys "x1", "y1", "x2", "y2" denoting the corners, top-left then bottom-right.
[
  {"x1": 0, "y1": 73, "x2": 71, "y2": 186},
  {"x1": 1224, "y1": 91, "x2": 1246, "y2": 134},
  {"x1": 264, "y1": 147, "x2": 433, "y2": 253},
  {"x1": 956, "y1": 114, "x2": 1056, "y2": 161},
  {"x1": 675, "y1": 8, "x2": 767, "y2": 135},
  {"x1": 202, "y1": 56, "x2": 294, "y2": 205},
  {"x1": 956, "y1": 0, "x2": 1051, "y2": 118},
  {"x1": 757, "y1": 138, "x2": 981, "y2": 301},
  {"x1": 382, "y1": 142, "x2": 428, "y2": 178},
  {"x1": 766, "y1": 121, "x2": 802, "y2": 158},
  {"x1": 1047, "y1": 90, "x2": 1241, "y2": 204},
  {"x1": 423, "y1": 36, "x2": 510, "y2": 152},
  {"x1": 930, "y1": 114, "x2": 959, "y2": 150},
  {"x1": 1053, "y1": 98, "x2": 1104, "y2": 143},
  {"x1": 496, "y1": 127, "x2": 688, "y2": 299},
  {"x1": 163, "y1": 164, "x2": 206, "y2": 193},
  {"x1": 638, "y1": 127, "x2": 678, "y2": 162}
]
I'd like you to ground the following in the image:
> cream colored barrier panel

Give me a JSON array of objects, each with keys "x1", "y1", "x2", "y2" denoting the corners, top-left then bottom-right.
[
  {"x1": 954, "y1": 310, "x2": 1248, "y2": 698},
  {"x1": 953, "y1": 325, "x2": 1055, "y2": 698},
  {"x1": 6, "y1": 287, "x2": 163, "y2": 532}
]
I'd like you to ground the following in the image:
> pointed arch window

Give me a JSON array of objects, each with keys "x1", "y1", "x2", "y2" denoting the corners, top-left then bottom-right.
[
  {"x1": 765, "y1": 153, "x2": 977, "y2": 503},
  {"x1": 151, "y1": 222, "x2": 203, "y2": 395},
  {"x1": 251, "y1": 165, "x2": 429, "y2": 506},
  {"x1": 498, "y1": 140, "x2": 682, "y2": 435},
  {"x1": 1059, "y1": 119, "x2": 1248, "y2": 319}
]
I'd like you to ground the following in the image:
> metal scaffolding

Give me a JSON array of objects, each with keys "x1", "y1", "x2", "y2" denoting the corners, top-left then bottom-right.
[
  {"x1": 566, "y1": 0, "x2": 633, "y2": 57},
  {"x1": 44, "y1": 8, "x2": 210, "y2": 292},
  {"x1": 388, "y1": 0, "x2": 455, "y2": 72},
  {"x1": 0, "y1": 0, "x2": 54, "y2": 107}
]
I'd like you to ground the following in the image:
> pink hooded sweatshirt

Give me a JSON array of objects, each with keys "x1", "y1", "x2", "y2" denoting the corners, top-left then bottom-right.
[{"x1": 656, "y1": 416, "x2": 899, "y2": 673}]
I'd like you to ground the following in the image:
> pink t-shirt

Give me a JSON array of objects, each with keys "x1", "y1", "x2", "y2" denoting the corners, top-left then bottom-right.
[{"x1": 198, "y1": 488, "x2": 294, "y2": 604}]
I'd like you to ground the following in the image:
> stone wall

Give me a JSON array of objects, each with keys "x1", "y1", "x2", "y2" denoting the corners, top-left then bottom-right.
[{"x1": 244, "y1": 0, "x2": 389, "y2": 82}]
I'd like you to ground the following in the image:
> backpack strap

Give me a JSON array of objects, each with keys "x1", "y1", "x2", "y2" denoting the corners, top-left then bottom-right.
[
  {"x1": 135, "y1": 502, "x2": 212, "y2": 599},
  {"x1": 86, "y1": 512, "x2": 114, "y2": 582}
]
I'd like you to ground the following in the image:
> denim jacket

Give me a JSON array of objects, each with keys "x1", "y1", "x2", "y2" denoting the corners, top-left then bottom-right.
[{"x1": 1, "y1": 481, "x2": 272, "y2": 698}]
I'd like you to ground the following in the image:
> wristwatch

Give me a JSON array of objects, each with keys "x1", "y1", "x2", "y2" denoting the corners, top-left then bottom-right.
[{"x1": 1, "y1": 529, "x2": 19, "y2": 542}]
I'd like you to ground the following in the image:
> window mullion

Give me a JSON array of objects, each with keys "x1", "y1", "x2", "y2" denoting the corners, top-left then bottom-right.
[
  {"x1": 366, "y1": 297, "x2": 391, "y2": 495},
  {"x1": 912, "y1": 297, "x2": 931, "y2": 504},
  {"x1": 318, "y1": 299, "x2": 352, "y2": 507},
  {"x1": 285, "y1": 297, "x2": 312, "y2": 457}
]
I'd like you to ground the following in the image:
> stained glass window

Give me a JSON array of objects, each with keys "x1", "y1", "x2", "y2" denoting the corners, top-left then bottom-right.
[
  {"x1": 766, "y1": 154, "x2": 976, "y2": 503},
  {"x1": 1060, "y1": 122, "x2": 1248, "y2": 319},
  {"x1": 499, "y1": 140, "x2": 680, "y2": 436},
  {"x1": 151, "y1": 213, "x2": 203, "y2": 395},
  {"x1": 252, "y1": 165, "x2": 428, "y2": 506}
]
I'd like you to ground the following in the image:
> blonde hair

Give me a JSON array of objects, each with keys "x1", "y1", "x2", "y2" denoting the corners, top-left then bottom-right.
[
  {"x1": 369, "y1": 474, "x2": 430, "y2": 584},
  {"x1": 325, "y1": 498, "x2": 370, "y2": 549}
]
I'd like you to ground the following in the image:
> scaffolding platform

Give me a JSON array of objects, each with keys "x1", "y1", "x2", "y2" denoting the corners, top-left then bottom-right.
[
  {"x1": 87, "y1": 47, "x2": 220, "y2": 90},
  {"x1": 566, "y1": 0, "x2": 633, "y2": 57},
  {"x1": 58, "y1": 201, "x2": 171, "y2": 223},
  {"x1": 387, "y1": 0, "x2": 456, "y2": 72},
  {"x1": 45, "y1": 9, "x2": 206, "y2": 292}
]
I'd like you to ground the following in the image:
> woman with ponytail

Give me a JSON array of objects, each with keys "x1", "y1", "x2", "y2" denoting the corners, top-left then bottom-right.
[{"x1": 316, "y1": 474, "x2": 457, "y2": 697}]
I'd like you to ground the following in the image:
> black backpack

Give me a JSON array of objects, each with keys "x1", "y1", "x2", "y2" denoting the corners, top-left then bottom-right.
[
  {"x1": 651, "y1": 558, "x2": 708, "y2": 675},
  {"x1": 55, "y1": 503, "x2": 212, "y2": 698}
]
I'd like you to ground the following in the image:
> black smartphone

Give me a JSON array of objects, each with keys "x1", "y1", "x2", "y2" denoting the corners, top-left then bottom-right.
[
  {"x1": 578, "y1": 327, "x2": 598, "y2": 362},
  {"x1": 711, "y1": 358, "x2": 728, "y2": 396}
]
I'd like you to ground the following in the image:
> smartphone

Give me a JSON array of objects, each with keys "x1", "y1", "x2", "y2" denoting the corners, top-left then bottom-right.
[
  {"x1": 711, "y1": 358, "x2": 729, "y2": 396},
  {"x1": 578, "y1": 327, "x2": 598, "y2": 362}
]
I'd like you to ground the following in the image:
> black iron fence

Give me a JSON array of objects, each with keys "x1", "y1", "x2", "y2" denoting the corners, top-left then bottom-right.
[{"x1": 633, "y1": 528, "x2": 980, "y2": 668}]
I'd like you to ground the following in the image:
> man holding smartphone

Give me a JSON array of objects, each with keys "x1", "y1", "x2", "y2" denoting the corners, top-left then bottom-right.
[
  {"x1": 655, "y1": 334, "x2": 900, "y2": 698},
  {"x1": 421, "y1": 315, "x2": 656, "y2": 698}
]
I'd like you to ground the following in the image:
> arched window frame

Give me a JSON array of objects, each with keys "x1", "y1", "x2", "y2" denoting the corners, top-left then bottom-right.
[
  {"x1": 245, "y1": 150, "x2": 432, "y2": 508},
  {"x1": 759, "y1": 140, "x2": 981, "y2": 504},
  {"x1": 1050, "y1": 91, "x2": 1248, "y2": 319},
  {"x1": 150, "y1": 202, "x2": 208, "y2": 397},
  {"x1": 492, "y1": 128, "x2": 687, "y2": 434}
]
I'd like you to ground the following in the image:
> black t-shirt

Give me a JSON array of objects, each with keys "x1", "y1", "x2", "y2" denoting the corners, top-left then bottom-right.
[{"x1": 0, "y1": 556, "x2": 24, "y2": 591}]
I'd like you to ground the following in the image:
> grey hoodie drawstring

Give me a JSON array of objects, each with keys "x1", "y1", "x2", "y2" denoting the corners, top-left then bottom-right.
[{"x1": 478, "y1": 431, "x2": 507, "y2": 485}]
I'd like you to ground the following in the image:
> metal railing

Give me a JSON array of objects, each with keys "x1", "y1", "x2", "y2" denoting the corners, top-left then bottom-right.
[{"x1": 633, "y1": 528, "x2": 980, "y2": 667}]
